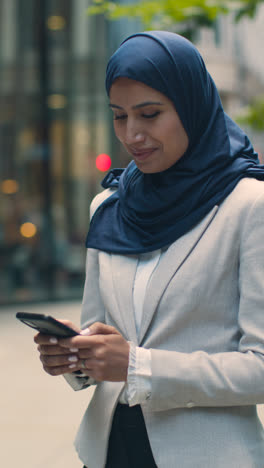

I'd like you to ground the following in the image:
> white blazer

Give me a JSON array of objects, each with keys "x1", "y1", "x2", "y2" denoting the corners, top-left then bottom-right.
[{"x1": 68, "y1": 178, "x2": 264, "y2": 468}]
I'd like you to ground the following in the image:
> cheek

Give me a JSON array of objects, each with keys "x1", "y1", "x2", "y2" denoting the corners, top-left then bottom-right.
[{"x1": 113, "y1": 123, "x2": 124, "y2": 143}]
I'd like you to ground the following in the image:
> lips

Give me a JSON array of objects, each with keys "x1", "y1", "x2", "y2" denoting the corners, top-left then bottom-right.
[{"x1": 130, "y1": 147, "x2": 157, "y2": 161}]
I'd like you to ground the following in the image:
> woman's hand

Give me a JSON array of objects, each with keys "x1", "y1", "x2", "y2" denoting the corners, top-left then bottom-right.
[
  {"x1": 34, "y1": 321, "x2": 129, "y2": 382},
  {"x1": 60, "y1": 322, "x2": 130, "y2": 382},
  {"x1": 34, "y1": 320, "x2": 82, "y2": 376}
]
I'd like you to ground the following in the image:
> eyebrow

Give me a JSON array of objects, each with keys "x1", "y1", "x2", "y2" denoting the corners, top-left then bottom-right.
[{"x1": 109, "y1": 101, "x2": 164, "y2": 110}]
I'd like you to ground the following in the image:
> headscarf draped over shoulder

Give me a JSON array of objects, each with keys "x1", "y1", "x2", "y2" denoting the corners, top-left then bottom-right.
[{"x1": 86, "y1": 31, "x2": 264, "y2": 254}]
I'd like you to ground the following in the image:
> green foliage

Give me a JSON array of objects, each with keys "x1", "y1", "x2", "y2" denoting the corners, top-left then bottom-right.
[
  {"x1": 87, "y1": 0, "x2": 264, "y2": 33},
  {"x1": 88, "y1": 0, "x2": 264, "y2": 131},
  {"x1": 88, "y1": 0, "x2": 227, "y2": 33},
  {"x1": 236, "y1": 97, "x2": 264, "y2": 131},
  {"x1": 234, "y1": 0, "x2": 264, "y2": 21}
]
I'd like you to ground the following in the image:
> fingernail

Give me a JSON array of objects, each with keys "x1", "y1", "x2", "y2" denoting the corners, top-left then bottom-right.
[
  {"x1": 49, "y1": 337, "x2": 58, "y2": 344},
  {"x1": 68, "y1": 355, "x2": 78, "y2": 362},
  {"x1": 70, "y1": 348, "x2": 79, "y2": 352},
  {"x1": 80, "y1": 328, "x2": 91, "y2": 336},
  {"x1": 69, "y1": 363, "x2": 77, "y2": 369}
]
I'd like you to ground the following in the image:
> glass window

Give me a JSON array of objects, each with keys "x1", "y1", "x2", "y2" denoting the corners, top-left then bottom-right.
[{"x1": 0, "y1": 0, "x2": 126, "y2": 305}]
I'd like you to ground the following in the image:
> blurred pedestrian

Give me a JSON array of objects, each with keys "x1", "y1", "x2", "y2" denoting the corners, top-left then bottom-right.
[{"x1": 35, "y1": 31, "x2": 264, "y2": 468}]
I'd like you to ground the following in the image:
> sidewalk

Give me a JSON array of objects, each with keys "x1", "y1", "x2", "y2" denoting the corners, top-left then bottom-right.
[
  {"x1": 0, "y1": 301, "x2": 94, "y2": 468},
  {"x1": 1, "y1": 301, "x2": 264, "y2": 468}
]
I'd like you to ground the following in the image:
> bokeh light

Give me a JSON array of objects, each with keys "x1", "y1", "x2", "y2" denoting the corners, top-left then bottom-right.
[
  {"x1": 96, "y1": 153, "x2": 112, "y2": 172},
  {"x1": 47, "y1": 16, "x2": 66, "y2": 31},
  {"x1": 1, "y1": 179, "x2": 19, "y2": 194},
  {"x1": 20, "y1": 222, "x2": 37, "y2": 238},
  {"x1": 47, "y1": 94, "x2": 67, "y2": 109}
]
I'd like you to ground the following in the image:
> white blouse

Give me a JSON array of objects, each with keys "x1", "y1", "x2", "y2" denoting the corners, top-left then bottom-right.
[{"x1": 120, "y1": 249, "x2": 162, "y2": 406}]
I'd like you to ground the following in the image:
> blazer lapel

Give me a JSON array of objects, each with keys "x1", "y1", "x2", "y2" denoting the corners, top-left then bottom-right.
[
  {"x1": 111, "y1": 254, "x2": 139, "y2": 344},
  {"x1": 139, "y1": 205, "x2": 219, "y2": 344}
]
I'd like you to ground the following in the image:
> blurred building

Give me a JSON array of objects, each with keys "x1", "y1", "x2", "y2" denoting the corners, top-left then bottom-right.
[
  {"x1": 0, "y1": 0, "x2": 137, "y2": 305},
  {"x1": 0, "y1": 1, "x2": 263, "y2": 306},
  {"x1": 196, "y1": 6, "x2": 264, "y2": 158}
]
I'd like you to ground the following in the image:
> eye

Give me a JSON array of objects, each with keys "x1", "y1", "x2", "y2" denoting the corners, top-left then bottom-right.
[
  {"x1": 142, "y1": 111, "x2": 160, "y2": 119},
  {"x1": 113, "y1": 114, "x2": 127, "y2": 121}
]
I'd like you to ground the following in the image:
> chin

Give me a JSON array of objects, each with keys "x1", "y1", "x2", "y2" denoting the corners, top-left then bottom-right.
[
  {"x1": 135, "y1": 164, "x2": 159, "y2": 174},
  {"x1": 135, "y1": 161, "x2": 171, "y2": 174}
]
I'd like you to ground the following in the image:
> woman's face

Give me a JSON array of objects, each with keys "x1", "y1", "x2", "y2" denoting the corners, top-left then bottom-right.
[{"x1": 109, "y1": 77, "x2": 189, "y2": 173}]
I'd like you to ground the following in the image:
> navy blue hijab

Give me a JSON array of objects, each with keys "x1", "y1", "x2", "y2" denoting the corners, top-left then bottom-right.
[{"x1": 86, "y1": 31, "x2": 264, "y2": 254}]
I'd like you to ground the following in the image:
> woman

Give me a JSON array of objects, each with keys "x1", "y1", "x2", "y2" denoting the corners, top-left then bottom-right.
[{"x1": 35, "y1": 31, "x2": 264, "y2": 468}]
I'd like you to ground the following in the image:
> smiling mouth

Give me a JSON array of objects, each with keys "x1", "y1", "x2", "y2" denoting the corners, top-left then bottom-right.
[{"x1": 131, "y1": 148, "x2": 157, "y2": 161}]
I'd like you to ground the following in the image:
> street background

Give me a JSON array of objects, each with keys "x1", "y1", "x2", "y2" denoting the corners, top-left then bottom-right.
[
  {"x1": 1, "y1": 301, "x2": 264, "y2": 468},
  {"x1": 1, "y1": 4, "x2": 264, "y2": 466},
  {"x1": 0, "y1": 301, "x2": 94, "y2": 468}
]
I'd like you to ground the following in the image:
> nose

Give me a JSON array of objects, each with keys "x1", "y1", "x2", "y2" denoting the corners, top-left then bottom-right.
[{"x1": 124, "y1": 118, "x2": 145, "y2": 145}]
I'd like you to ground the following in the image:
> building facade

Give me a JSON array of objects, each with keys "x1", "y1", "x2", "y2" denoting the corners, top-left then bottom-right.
[
  {"x1": 0, "y1": 1, "x2": 263, "y2": 306},
  {"x1": 196, "y1": 6, "x2": 264, "y2": 158},
  {"x1": 0, "y1": 0, "x2": 137, "y2": 305}
]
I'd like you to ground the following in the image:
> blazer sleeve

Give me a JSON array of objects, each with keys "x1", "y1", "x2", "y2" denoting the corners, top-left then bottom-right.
[
  {"x1": 63, "y1": 248, "x2": 105, "y2": 391},
  {"x1": 63, "y1": 191, "x2": 114, "y2": 391},
  {"x1": 147, "y1": 190, "x2": 264, "y2": 412}
]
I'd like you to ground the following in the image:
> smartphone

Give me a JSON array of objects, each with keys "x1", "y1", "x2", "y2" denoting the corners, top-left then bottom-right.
[{"x1": 16, "y1": 312, "x2": 79, "y2": 338}]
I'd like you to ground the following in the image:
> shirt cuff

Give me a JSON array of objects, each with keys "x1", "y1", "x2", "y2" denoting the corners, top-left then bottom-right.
[
  {"x1": 63, "y1": 373, "x2": 95, "y2": 391},
  {"x1": 125, "y1": 343, "x2": 152, "y2": 406}
]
